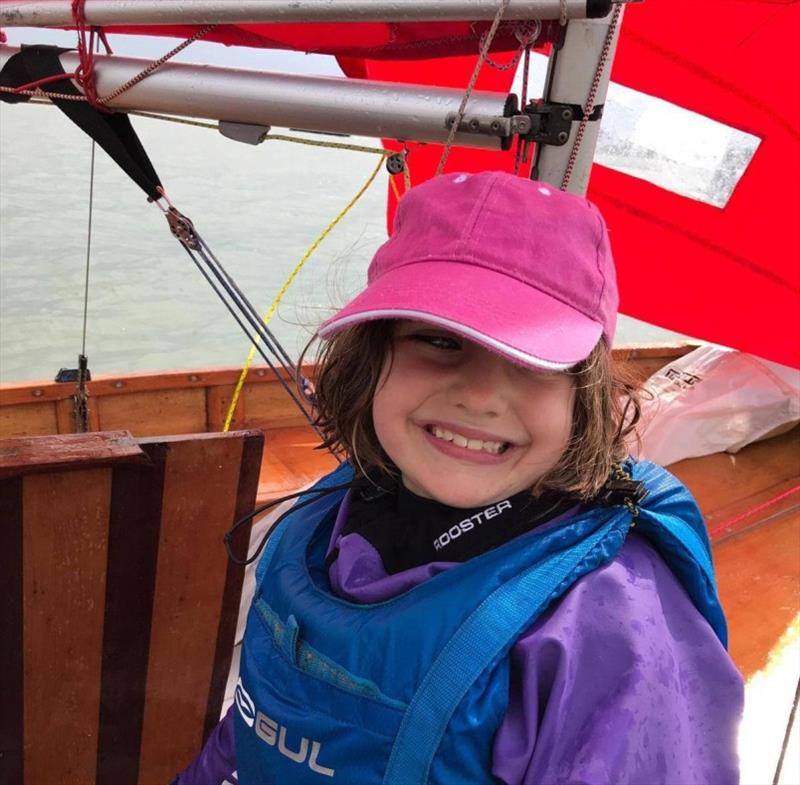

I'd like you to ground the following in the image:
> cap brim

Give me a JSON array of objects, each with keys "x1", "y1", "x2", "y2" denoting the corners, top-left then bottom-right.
[{"x1": 319, "y1": 260, "x2": 602, "y2": 370}]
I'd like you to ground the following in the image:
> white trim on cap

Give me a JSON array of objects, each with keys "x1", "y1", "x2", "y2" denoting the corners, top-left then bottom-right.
[{"x1": 319, "y1": 309, "x2": 586, "y2": 371}]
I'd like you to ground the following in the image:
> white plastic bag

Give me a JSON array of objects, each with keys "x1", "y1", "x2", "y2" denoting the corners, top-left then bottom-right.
[{"x1": 634, "y1": 346, "x2": 800, "y2": 467}]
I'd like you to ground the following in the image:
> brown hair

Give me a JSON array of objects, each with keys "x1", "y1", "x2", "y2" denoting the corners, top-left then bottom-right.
[{"x1": 302, "y1": 322, "x2": 641, "y2": 500}]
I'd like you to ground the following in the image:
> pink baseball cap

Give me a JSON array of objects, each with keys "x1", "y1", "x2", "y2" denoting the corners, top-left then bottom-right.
[{"x1": 319, "y1": 171, "x2": 618, "y2": 370}]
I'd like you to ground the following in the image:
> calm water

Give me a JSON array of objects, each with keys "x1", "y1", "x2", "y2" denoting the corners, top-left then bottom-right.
[{"x1": 0, "y1": 102, "x2": 691, "y2": 384}]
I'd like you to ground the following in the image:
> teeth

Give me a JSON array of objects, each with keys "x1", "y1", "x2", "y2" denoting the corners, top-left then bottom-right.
[{"x1": 430, "y1": 426, "x2": 507, "y2": 455}]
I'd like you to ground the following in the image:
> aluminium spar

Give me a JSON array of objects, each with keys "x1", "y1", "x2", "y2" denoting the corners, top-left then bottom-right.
[{"x1": 1, "y1": 0, "x2": 619, "y2": 26}]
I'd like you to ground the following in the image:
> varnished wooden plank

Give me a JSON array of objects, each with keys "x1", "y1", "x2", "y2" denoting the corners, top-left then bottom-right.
[
  {"x1": 23, "y1": 469, "x2": 112, "y2": 785},
  {"x1": 257, "y1": 425, "x2": 338, "y2": 503},
  {"x1": 714, "y1": 511, "x2": 800, "y2": 679},
  {"x1": 670, "y1": 426, "x2": 800, "y2": 523},
  {"x1": 0, "y1": 383, "x2": 75, "y2": 406},
  {"x1": 242, "y1": 380, "x2": 311, "y2": 429},
  {"x1": 0, "y1": 476, "x2": 24, "y2": 785},
  {"x1": 0, "y1": 431, "x2": 145, "y2": 480},
  {"x1": 86, "y1": 366, "x2": 294, "y2": 398},
  {"x1": 55, "y1": 398, "x2": 76, "y2": 434},
  {"x1": 206, "y1": 384, "x2": 245, "y2": 432},
  {"x1": 95, "y1": 446, "x2": 168, "y2": 785},
  {"x1": 137, "y1": 436, "x2": 245, "y2": 785},
  {"x1": 0, "y1": 402, "x2": 58, "y2": 438},
  {"x1": 0, "y1": 365, "x2": 307, "y2": 405},
  {"x1": 97, "y1": 389, "x2": 207, "y2": 437},
  {"x1": 203, "y1": 431, "x2": 263, "y2": 741},
  {"x1": 707, "y1": 476, "x2": 800, "y2": 541}
]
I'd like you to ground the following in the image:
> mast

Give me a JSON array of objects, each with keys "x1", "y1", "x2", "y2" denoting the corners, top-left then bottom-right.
[{"x1": 532, "y1": 7, "x2": 624, "y2": 192}]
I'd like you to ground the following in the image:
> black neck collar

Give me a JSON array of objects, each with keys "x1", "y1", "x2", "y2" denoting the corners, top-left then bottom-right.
[{"x1": 332, "y1": 477, "x2": 577, "y2": 574}]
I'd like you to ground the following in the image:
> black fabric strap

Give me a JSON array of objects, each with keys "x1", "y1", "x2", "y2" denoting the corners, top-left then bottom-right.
[{"x1": 0, "y1": 45, "x2": 162, "y2": 201}]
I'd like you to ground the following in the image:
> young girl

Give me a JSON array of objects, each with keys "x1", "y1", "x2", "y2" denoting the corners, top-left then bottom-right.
[{"x1": 176, "y1": 172, "x2": 743, "y2": 784}]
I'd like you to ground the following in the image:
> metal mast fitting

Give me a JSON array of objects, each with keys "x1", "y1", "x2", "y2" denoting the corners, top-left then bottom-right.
[
  {"x1": 532, "y1": 6, "x2": 625, "y2": 195},
  {"x1": 1, "y1": 0, "x2": 616, "y2": 26},
  {"x1": 0, "y1": 46, "x2": 514, "y2": 149}
]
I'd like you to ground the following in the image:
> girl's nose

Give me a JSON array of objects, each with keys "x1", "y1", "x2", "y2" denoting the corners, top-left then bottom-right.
[{"x1": 449, "y1": 352, "x2": 510, "y2": 416}]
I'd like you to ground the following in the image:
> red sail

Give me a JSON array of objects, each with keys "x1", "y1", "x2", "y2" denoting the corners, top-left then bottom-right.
[{"x1": 345, "y1": 3, "x2": 800, "y2": 367}]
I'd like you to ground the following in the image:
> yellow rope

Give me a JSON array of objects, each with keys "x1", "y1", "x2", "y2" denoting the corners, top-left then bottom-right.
[
  {"x1": 389, "y1": 174, "x2": 403, "y2": 203},
  {"x1": 222, "y1": 153, "x2": 388, "y2": 431},
  {"x1": 28, "y1": 100, "x2": 392, "y2": 156},
  {"x1": 128, "y1": 110, "x2": 391, "y2": 155}
]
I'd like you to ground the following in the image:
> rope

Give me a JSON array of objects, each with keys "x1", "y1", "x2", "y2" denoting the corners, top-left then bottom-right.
[
  {"x1": 0, "y1": 85, "x2": 86, "y2": 100},
  {"x1": 484, "y1": 20, "x2": 540, "y2": 72},
  {"x1": 401, "y1": 148, "x2": 412, "y2": 193},
  {"x1": 97, "y1": 25, "x2": 216, "y2": 105},
  {"x1": 20, "y1": 101, "x2": 400, "y2": 159},
  {"x1": 513, "y1": 42, "x2": 533, "y2": 176},
  {"x1": 435, "y1": 0, "x2": 511, "y2": 176},
  {"x1": 91, "y1": 106, "x2": 394, "y2": 156},
  {"x1": 0, "y1": 24, "x2": 215, "y2": 105},
  {"x1": 222, "y1": 153, "x2": 387, "y2": 432},
  {"x1": 560, "y1": 2, "x2": 622, "y2": 190},
  {"x1": 708, "y1": 483, "x2": 800, "y2": 538},
  {"x1": 72, "y1": 0, "x2": 113, "y2": 109},
  {"x1": 389, "y1": 174, "x2": 403, "y2": 203}
]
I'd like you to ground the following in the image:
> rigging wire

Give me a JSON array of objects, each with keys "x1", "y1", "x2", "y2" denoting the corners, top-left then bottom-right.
[
  {"x1": 172, "y1": 233, "x2": 321, "y2": 435},
  {"x1": 81, "y1": 121, "x2": 96, "y2": 358},
  {"x1": 435, "y1": 0, "x2": 511, "y2": 177},
  {"x1": 222, "y1": 152, "x2": 388, "y2": 432},
  {"x1": 774, "y1": 675, "x2": 800, "y2": 785},
  {"x1": 162, "y1": 206, "x2": 303, "y2": 378},
  {"x1": 73, "y1": 33, "x2": 103, "y2": 434}
]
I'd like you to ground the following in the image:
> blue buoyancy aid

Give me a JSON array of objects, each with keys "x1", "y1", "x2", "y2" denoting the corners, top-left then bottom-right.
[{"x1": 233, "y1": 460, "x2": 726, "y2": 785}]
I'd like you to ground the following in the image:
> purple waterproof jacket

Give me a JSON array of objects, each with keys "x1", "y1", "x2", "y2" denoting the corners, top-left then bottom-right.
[{"x1": 175, "y1": 497, "x2": 743, "y2": 785}]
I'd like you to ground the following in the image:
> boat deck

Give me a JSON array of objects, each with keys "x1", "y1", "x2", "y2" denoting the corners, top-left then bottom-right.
[{"x1": 2, "y1": 354, "x2": 798, "y2": 782}]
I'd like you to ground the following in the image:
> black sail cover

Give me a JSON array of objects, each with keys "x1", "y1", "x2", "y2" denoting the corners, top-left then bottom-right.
[{"x1": 0, "y1": 45, "x2": 162, "y2": 201}]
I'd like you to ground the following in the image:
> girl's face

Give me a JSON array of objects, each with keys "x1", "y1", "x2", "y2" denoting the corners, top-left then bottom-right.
[{"x1": 372, "y1": 321, "x2": 575, "y2": 508}]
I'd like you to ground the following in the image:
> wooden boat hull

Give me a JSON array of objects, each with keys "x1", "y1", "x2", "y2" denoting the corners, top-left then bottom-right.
[{"x1": 1, "y1": 345, "x2": 798, "y2": 783}]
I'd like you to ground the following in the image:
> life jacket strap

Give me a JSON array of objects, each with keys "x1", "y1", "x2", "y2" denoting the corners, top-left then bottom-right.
[{"x1": 383, "y1": 507, "x2": 630, "y2": 785}]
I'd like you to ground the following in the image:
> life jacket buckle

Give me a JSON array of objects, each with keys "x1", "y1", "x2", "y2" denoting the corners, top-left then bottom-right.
[{"x1": 596, "y1": 465, "x2": 649, "y2": 521}]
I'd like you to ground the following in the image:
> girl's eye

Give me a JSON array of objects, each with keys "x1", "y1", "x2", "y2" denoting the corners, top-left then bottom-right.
[{"x1": 409, "y1": 333, "x2": 462, "y2": 351}]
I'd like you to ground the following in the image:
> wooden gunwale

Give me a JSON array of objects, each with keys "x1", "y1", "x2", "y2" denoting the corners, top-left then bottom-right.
[{"x1": 0, "y1": 345, "x2": 695, "y2": 405}]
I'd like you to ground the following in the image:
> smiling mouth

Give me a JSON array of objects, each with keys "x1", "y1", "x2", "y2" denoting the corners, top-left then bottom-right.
[{"x1": 424, "y1": 424, "x2": 511, "y2": 455}]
